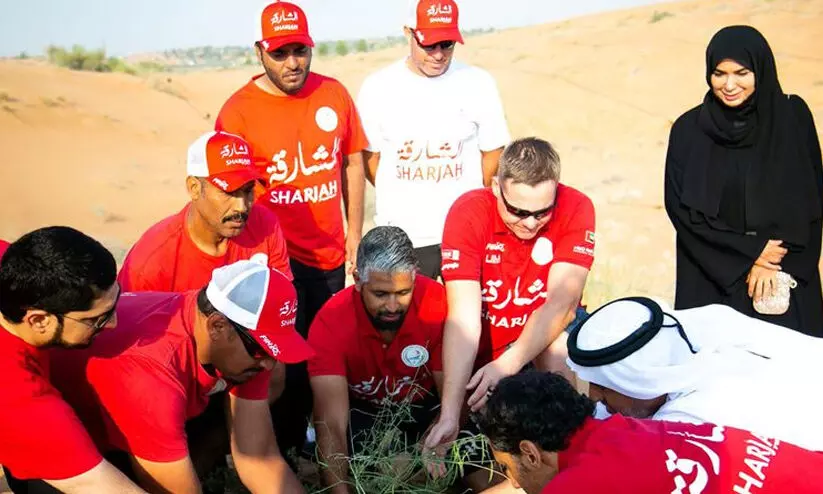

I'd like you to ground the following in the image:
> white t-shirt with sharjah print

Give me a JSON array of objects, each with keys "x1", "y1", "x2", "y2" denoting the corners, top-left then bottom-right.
[{"x1": 357, "y1": 59, "x2": 510, "y2": 248}]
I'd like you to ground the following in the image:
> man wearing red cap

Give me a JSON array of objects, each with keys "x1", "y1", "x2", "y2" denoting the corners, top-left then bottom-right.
[
  {"x1": 119, "y1": 130, "x2": 292, "y2": 292},
  {"x1": 216, "y1": 0, "x2": 368, "y2": 456},
  {"x1": 49, "y1": 260, "x2": 312, "y2": 494},
  {"x1": 357, "y1": 0, "x2": 510, "y2": 280}
]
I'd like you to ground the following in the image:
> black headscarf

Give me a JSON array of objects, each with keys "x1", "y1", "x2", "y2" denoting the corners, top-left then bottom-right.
[{"x1": 681, "y1": 25, "x2": 820, "y2": 246}]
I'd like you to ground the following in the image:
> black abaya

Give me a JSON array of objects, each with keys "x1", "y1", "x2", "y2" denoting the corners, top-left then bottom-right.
[{"x1": 664, "y1": 26, "x2": 823, "y2": 335}]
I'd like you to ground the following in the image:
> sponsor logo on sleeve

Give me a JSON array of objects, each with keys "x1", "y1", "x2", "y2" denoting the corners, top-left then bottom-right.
[
  {"x1": 585, "y1": 230, "x2": 595, "y2": 245},
  {"x1": 573, "y1": 245, "x2": 595, "y2": 257},
  {"x1": 442, "y1": 249, "x2": 460, "y2": 261}
]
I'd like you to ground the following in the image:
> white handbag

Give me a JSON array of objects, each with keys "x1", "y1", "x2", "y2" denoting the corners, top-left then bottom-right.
[{"x1": 753, "y1": 271, "x2": 797, "y2": 315}]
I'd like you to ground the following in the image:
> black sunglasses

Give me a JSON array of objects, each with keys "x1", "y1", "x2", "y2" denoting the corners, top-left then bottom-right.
[
  {"x1": 62, "y1": 285, "x2": 121, "y2": 331},
  {"x1": 228, "y1": 319, "x2": 268, "y2": 359},
  {"x1": 412, "y1": 31, "x2": 456, "y2": 52},
  {"x1": 499, "y1": 188, "x2": 555, "y2": 220}
]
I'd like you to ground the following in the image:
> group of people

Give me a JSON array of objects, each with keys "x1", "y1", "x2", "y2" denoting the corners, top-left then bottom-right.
[{"x1": 1, "y1": 0, "x2": 822, "y2": 493}]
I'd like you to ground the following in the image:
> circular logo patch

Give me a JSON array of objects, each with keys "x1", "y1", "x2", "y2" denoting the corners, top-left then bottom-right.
[
  {"x1": 315, "y1": 106, "x2": 338, "y2": 132},
  {"x1": 401, "y1": 345, "x2": 429, "y2": 368},
  {"x1": 531, "y1": 237, "x2": 554, "y2": 266}
]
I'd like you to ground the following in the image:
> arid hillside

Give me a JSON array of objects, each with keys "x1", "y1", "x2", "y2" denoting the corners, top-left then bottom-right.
[{"x1": 0, "y1": 0, "x2": 820, "y2": 305}]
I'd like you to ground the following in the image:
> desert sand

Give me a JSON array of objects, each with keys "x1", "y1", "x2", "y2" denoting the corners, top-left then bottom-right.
[
  {"x1": 2, "y1": 0, "x2": 821, "y2": 307},
  {"x1": 1, "y1": 0, "x2": 822, "y2": 490}
]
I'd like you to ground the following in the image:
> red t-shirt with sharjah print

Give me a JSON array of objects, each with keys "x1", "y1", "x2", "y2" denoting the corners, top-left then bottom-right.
[
  {"x1": 118, "y1": 203, "x2": 291, "y2": 292},
  {"x1": 545, "y1": 415, "x2": 823, "y2": 493},
  {"x1": 440, "y1": 186, "x2": 595, "y2": 364},
  {"x1": 216, "y1": 73, "x2": 369, "y2": 270},
  {"x1": 308, "y1": 275, "x2": 446, "y2": 405},
  {"x1": 49, "y1": 291, "x2": 270, "y2": 462}
]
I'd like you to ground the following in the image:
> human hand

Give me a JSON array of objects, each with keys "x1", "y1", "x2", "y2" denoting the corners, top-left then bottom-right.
[
  {"x1": 747, "y1": 265, "x2": 779, "y2": 302},
  {"x1": 466, "y1": 352, "x2": 521, "y2": 412},
  {"x1": 345, "y1": 233, "x2": 360, "y2": 275},
  {"x1": 755, "y1": 240, "x2": 787, "y2": 270},
  {"x1": 422, "y1": 415, "x2": 460, "y2": 479}
]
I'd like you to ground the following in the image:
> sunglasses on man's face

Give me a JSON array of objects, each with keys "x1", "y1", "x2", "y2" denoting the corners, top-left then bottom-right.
[
  {"x1": 62, "y1": 285, "x2": 121, "y2": 331},
  {"x1": 412, "y1": 32, "x2": 456, "y2": 52},
  {"x1": 499, "y1": 188, "x2": 555, "y2": 220},
  {"x1": 228, "y1": 320, "x2": 268, "y2": 359}
]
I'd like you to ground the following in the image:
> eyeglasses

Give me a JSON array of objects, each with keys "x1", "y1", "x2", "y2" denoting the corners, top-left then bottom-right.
[
  {"x1": 228, "y1": 319, "x2": 268, "y2": 359},
  {"x1": 412, "y1": 31, "x2": 456, "y2": 52},
  {"x1": 499, "y1": 188, "x2": 555, "y2": 220},
  {"x1": 62, "y1": 285, "x2": 121, "y2": 331}
]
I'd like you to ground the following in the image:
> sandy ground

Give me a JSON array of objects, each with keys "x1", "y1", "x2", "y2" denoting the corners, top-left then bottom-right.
[
  {"x1": 1, "y1": 0, "x2": 821, "y2": 306},
  {"x1": 1, "y1": 0, "x2": 822, "y2": 490}
]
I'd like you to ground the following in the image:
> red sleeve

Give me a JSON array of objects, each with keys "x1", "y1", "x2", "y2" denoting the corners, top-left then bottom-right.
[
  {"x1": 94, "y1": 358, "x2": 189, "y2": 462},
  {"x1": 118, "y1": 246, "x2": 168, "y2": 292},
  {"x1": 231, "y1": 368, "x2": 271, "y2": 401},
  {"x1": 441, "y1": 193, "x2": 489, "y2": 281},
  {"x1": 0, "y1": 240, "x2": 9, "y2": 260},
  {"x1": 215, "y1": 98, "x2": 247, "y2": 137},
  {"x1": 0, "y1": 393, "x2": 102, "y2": 480},
  {"x1": 340, "y1": 84, "x2": 368, "y2": 156},
  {"x1": 422, "y1": 278, "x2": 447, "y2": 372},
  {"x1": 552, "y1": 191, "x2": 596, "y2": 269},
  {"x1": 307, "y1": 309, "x2": 346, "y2": 377}
]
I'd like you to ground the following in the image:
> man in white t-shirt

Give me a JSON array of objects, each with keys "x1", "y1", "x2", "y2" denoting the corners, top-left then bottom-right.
[{"x1": 357, "y1": 0, "x2": 510, "y2": 280}]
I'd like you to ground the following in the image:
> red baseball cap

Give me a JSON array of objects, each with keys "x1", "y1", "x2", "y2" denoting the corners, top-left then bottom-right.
[
  {"x1": 258, "y1": 2, "x2": 315, "y2": 52},
  {"x1": 407, "y1": 0, "x2": 464, "y2": 45},
  {"x1": 206, "y1": 258, "x2": 314, "y2": 364},
  {"x1": 187, "y1": 131, "x2": 264, "y2": 193}
]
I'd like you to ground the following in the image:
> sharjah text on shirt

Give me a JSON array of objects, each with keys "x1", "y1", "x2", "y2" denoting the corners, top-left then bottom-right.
[
  {"x1": 480, "y1": 277, "x2": 547, "y2": 329},
  {"x1": 662, "y1": 426, "x2": 781, "y2": 494},
  {"x1": 395, "y1": 139, "x2": 464, "y2": 183},
  {"x1": 266, "y1": 138, "x2": 340, "y2": 205},
  {"x1": 349, "y1": 375, "x2": 424, "y2": 405}
]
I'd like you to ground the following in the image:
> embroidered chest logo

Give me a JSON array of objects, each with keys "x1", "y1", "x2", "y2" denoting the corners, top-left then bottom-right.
[{"x1": 401, "y1": 345, "x2": 429, "y2": 368}]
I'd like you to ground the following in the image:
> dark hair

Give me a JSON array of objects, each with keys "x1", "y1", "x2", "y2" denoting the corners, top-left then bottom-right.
[
  {"x1": 472, "y1": 371, "x2": 595, "y2": 454},
  {"x1": 0, "y1": 227, "x2": 117, "y2": 323},
  {"x1": 196, "y1": 287, "x2": 217, "y2": 316},
  {"x1": 497, "y1": 137, "x2": 561, "y2": 186}
]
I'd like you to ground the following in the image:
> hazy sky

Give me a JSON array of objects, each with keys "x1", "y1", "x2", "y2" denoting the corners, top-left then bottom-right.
[{"x1": 0, "y1": 0, "x2": 672, "y2": 57}]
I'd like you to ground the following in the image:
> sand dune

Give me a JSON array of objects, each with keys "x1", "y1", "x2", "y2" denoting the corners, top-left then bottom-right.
[{"x1": 0, "y1": 0, "x2": 821, "y2": 306}]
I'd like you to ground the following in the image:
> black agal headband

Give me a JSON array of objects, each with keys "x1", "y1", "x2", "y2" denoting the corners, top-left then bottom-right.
[{"x1": 567, "y1": 297, "x2": 697, "y2": 367}]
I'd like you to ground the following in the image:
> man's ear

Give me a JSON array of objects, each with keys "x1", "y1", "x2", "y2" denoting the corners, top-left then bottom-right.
[
  {"x1": 23, "y1": 310, "x2": 57, "y2": 337},
  {"x1": 353, "y1": 270, "x2": 362, "y2": 291},
  {"x1": 518, "y1": 440, "x2": 544, "y2": 469},
  {"x1": 186, "y1": 176, "x2": 203, "y2": 201},
  {"x1": 491, "y1": 176, "x2": 501, "y2": 198},
  {"x1": 254, "y1": 42, "x2": 265, "y2": 65}
]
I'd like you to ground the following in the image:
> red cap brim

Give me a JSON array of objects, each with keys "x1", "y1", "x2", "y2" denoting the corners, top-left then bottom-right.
[
  {"x1": 254, "y1": 329, "x2": 315, "y2": 364},
  {"x1": 210, "y1": 169, "x2": 265, "y2": 193},
  {"x1": 259, "y1": 34, "x2": 315, "y2": 52},
  {"x1": 416, "y1": 27, "x2": 464, "y2": 45}
]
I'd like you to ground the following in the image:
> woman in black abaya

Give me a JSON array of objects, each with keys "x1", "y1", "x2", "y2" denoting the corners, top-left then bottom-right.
[{"x1": 664, "y1": 25, "x2": 823, "y2": 335}]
